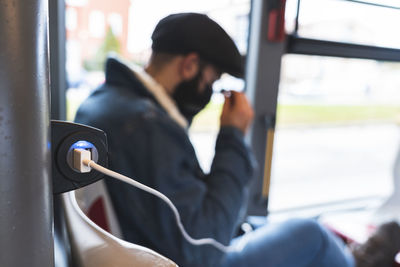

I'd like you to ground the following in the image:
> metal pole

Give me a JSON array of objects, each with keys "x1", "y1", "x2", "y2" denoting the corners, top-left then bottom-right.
[
  {"x1": 245, "y1": 0, "x2": 285, "y2": 215},
  {"x1": 49, "y1": 0, "x2": 66, "y2": 121},
  {"x1": 0, "y1": 0, "x2": 53, "y2": 266}
]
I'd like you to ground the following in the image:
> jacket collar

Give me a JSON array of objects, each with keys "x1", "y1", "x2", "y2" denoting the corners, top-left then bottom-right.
[{"x1": 105, "y1": 56, "x2": 188, "y2": 129}]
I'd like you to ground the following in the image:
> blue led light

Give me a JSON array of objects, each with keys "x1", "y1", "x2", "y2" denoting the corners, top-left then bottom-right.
[{"x1": 71, "y1": 140, "x2": 94, "y2": 149}]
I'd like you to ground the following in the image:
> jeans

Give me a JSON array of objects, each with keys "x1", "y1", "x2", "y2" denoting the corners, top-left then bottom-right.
[{"x1": 220, "y1": 218, "x2": 355, "y2": 267}]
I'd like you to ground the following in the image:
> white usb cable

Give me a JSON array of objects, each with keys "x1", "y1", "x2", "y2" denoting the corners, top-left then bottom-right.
[{"x1": 76, "y1": 150, "x2": 235, "y2": 253}]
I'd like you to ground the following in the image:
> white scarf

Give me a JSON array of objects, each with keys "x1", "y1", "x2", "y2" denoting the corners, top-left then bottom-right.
[{"x1": 116, "y1": 57, "x2": 189, "y2": 130}]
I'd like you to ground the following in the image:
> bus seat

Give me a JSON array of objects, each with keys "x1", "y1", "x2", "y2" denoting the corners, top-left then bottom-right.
[
  {"x1": 62, "y1": 191, "x2": 178, "y2": 267},
  {"x1": 75, "y1": 180, "x2": 123, "y2": 238}
]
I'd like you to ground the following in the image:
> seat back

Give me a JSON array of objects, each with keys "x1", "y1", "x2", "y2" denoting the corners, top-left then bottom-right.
[
  {"x1": 75, "y1": 180, "x2": 122, "y2": 237},
  {"x1": 62, "y1": 191, "x2": 178, "y2": 267}
]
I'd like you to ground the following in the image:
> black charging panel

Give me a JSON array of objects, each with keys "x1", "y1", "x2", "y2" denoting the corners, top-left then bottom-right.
[{"x1": 51, "y1": 120, "x2": 108, "y2": 194}]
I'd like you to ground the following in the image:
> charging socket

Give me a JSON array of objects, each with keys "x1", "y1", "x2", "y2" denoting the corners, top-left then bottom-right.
[{"x1": 51, "y1": 120, "x2": 108, "y2": 194}]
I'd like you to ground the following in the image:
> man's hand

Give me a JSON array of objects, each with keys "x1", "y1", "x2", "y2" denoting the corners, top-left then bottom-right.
[{"x1": 220, "y1": 91, "x2": 254, "y2": 134}]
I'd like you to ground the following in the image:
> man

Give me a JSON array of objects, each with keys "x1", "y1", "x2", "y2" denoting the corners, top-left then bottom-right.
[{"x1": 75, "y1": 13, "x2": 400, "y2": 267}]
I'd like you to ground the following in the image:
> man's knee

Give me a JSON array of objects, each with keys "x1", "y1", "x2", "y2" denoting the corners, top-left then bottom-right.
[{"x1": 281, "y1": 218, "x2": 327, "y2": 246}]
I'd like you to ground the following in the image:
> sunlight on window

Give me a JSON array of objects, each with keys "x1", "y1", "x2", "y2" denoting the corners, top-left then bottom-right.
[
  {"x1": 89, "y1": 11, "x2": 105, "y2": 38},
  {"x1": 285, "y1": 0, "x2": 400, "y2": 48},
  {"x1": 268, "y1": 55, "x2": 400, "y2": 212}
]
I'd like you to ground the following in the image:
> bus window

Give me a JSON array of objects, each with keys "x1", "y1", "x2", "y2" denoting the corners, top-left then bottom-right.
[
  {"x1": 269, "y1": 54, "x2": 400, "y2": 213},
  {"x1": 285, "y1": 0, "x2": 400, "y2": 48}
]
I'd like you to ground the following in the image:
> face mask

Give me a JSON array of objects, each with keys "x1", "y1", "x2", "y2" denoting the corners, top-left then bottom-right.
[{"x1": 172, "y1": 69, "x2": 213, "y2": 124}]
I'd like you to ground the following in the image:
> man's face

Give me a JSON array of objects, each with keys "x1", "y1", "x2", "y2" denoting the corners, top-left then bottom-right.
[{"x1": 172, "y1": 63, "x2": 221, "y2": 123}]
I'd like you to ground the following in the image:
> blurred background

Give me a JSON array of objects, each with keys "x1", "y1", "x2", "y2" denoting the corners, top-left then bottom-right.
[{"x1": 65, "y1": 0, "x2": 400, "y2": 214}]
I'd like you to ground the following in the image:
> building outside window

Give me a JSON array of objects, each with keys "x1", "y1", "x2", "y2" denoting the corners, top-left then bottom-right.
[
  {"x1": 89, "y1": 10, "x2": 105, "y2": 38},
  {"x1": 66, "y1": 7, "x2": 78, "y2": 31},
  {"x1": 108, "y1": 13, "x2": 123, "y2": 36}
]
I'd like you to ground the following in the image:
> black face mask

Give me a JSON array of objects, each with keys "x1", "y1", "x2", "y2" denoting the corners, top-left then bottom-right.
[{"x1": 172, "y1": 69, "x2": 213, "y2": 124}]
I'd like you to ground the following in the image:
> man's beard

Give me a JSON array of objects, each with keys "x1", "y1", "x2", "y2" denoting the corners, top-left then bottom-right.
[{"x1": 172, "y1": 70, "x2": 213, "y2": 124}]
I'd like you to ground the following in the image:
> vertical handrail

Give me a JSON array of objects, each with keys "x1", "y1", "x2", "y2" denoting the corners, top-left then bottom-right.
[
  {"x1": 246, "y1": 0, "x2": 285, "y2": 215},
  {"x1": 0, "y1": 0, "x2": 53, "y2": 266}
]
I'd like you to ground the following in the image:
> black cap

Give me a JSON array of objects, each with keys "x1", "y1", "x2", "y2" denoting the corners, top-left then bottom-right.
[{"x1": 151, "y1": 13, "x2": 244, "y2": 78}]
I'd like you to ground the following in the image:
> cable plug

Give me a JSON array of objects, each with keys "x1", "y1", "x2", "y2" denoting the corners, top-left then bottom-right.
[{"x1": 73, "y1": 148, "x2": 92, "y2": 173}]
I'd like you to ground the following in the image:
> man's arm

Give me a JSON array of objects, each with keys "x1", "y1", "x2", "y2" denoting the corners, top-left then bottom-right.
[{"x1": 179, "y1": 91, "x2": 255, "y2": 241}]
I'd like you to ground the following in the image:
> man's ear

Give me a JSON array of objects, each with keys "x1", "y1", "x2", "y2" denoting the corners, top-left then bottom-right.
[{"x1": 180, "y1": 53, "x2": 200, "y2": 80}]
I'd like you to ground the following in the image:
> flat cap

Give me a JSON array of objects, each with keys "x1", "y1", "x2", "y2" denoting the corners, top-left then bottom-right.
[{"x1": 151, "y1": 13, "x2": 244, "y2": 78}]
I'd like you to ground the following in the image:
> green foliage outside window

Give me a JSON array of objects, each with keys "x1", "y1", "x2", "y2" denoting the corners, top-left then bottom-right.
[{"x1": 84, "y1": 27, "x2": 121, "y2": 71}]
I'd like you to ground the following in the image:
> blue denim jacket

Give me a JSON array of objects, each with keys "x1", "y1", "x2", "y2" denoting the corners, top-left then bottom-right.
[{"x1": 75, "y1": 58, "x2": 254, "y2": 267}]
